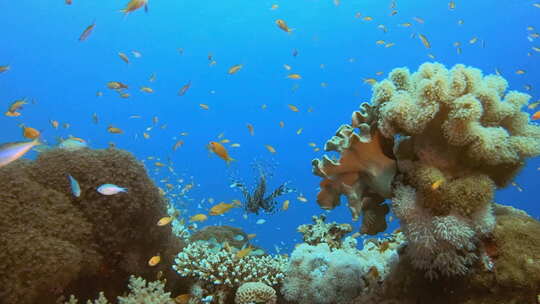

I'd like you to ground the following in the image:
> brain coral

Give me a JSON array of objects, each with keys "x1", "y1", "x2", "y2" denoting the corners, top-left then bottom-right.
[
  {"x1": 312, "y1": 62, "x2": 540, "y2": 278},
  {"x1": 0, "y1": 147, "x2": 183, "y2": 304},
  {"x1": 235, "y1": 282, "x2": 276, "y2": 304}
]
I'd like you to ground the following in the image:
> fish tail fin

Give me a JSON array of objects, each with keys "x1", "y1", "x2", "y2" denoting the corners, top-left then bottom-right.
[
  {"x1": 288, "y1": 28, "x2": 295, "y2": 33},
  {"x1": 226, "y1": 157, "x2": 236, "y2": 165}
]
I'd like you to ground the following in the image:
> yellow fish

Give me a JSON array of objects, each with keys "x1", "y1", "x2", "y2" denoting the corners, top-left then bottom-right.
[
  {"x1": 8, "y1": 99, "x2": 28, "y2": 113},
  {"x1": 107, "y1": 81, "x2": 128, "y2": 90},
  {"x1": 140, "y1": 86, "x2": 153, "y2": 93},
  {"x1": 279, "y1": 121, "x2": 285, "y2": 128},
  {"x1": 173, "y1": 140, "x2": 184, "y2": 151},
  {"x1": 209, "y1": 201, "x2": 238, "y2": 216},
  {"x1": 148, "y1": 255, "x2": 160, "y2": 267},
  {"x1": 288, "y1": 104, "x2": 299, "y2": 112},
  {"x1": 235, "y1": 246, "x2": 254, "y2": 259},
  {"x1": 287, "y1": 73, "x2": 302, "y2": 79},
  {"x1": 270, "y1": 4, "x2": 279, "y2": 10},
  {"x1": 228, "y1": 64, "x2": 243, "y2": 74},
  {"x1": 0, "y1": 65, "x2": 10, "y2": 73},
  {"x1": 190, "y1": 213, "x2": 208, "y2": 222},
  {"x1": 121, "y1": 0, "x2": 148, "y2": 14},
  {"x1": 118, "y1": 52, "x2": 129, "y2": 64},
  {"x1": 448, "y1": 0, "x2": 455, "y2": 9},
  {"x1": 157, "y1": 216, "x2": 173, "y2": 226},
  {"x1": 297, "y1": 195, "x2": 308, "y2": 202},
  {"x1": 208, "y1": 141, "x2": 234, "y2": 164},
  {"x1": 265, "y1": 144, "x2": 276, "y2": 153},
  {"x1": 247, "y1": 233, "x2": 256, "y2": 240},
  {"x1": 199, "y1": 104, "x2": 210, "y2": 110},
  {"x1": 282, "y1": 200, "x2": 290, "y2": 211},
  {"x1": 50, "y1": 120, "x2": 59, "y2": 129},
  {"x1": 418, "y1": 34, "x2": 431, "y2": 48},
  {"x1": 516, "y1": 69, "x2": 526, "y2": 75},
  {"x1": 107, "y1": 125, "x2": 123, "y2": 134},
  {"x1": 276, "y1": 19, "x2": 293, "y2": 32}
]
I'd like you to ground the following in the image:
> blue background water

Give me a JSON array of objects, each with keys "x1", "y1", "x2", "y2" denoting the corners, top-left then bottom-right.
[{"x1": 1, "y1": 0, "x2": 539, "y2": 254}]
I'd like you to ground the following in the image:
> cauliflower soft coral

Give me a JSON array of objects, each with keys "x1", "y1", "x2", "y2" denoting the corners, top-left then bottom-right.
[{"x1": 313, "y1": 62, "x2": 540, "y2": 277}]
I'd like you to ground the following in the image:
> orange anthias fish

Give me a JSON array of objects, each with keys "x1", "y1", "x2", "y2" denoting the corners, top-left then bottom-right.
[
  {"x1": 21, "y1": 125, "x2": 40, "y2": 139},
  {"x1": 276, "y1": 19, "x2": 293, "y2": 33},
  {"x1": 148, "y1": 255, "x2": 160, "y2": 266},
  {"x1": 79, "y1": 21, "x2": 96, "y2": 42},
  {"x1": 121, "y1": 0, "x2": 148, "y2": 14},
  {"x1": 208, "y1": 141, "x2": 234, "y2": 164},
  {"x1": 228, "y1": 64, "x2": 243, "y2": 75},
  {"x1": 178, "y1": 81, "x2": 191, "y2": 96},
  {"x1": 532, "y1": 110, "x2": 540, "y2": 120}
]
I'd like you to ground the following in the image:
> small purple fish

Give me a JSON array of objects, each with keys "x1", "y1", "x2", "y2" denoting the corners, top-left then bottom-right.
[
  {"x1": 0, "y1": 139, "x2": 40, "y2": 168},
  {"x1": 97, "y1": 183, "x2": 127, "y2": 195}
]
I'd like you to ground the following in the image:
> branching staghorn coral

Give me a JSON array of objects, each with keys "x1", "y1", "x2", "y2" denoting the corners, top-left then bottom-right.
[
  {"x1": 172, "y1": 240, "x2": 288, "y2": 303},
  {"x1": 312, "y1": 62, "x2": 540, "y2": 278}
]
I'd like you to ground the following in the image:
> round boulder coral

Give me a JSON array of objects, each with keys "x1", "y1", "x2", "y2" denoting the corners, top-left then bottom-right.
[{"x1": 235, "y1": 282, "x2": 276, "y2": 304}]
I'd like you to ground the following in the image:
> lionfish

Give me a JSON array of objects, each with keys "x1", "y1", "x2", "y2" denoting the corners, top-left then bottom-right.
[{"x1": 230, "y1": 163, "x2": 294, "y2": 214}]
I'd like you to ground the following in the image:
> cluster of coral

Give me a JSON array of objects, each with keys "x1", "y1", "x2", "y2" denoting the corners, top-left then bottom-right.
[
  {"x1": 172, "y1": 238, "x2": 288, "y2": 303},
  {"x1": 282, "y1": 215, "x2": 404, "y2": 304},
  {"x1": 0, "y1": 147, "x2": 183, "y2": 304},
  {"x1": 312, "y1": 62, "x2": 540, "y2": 278}
]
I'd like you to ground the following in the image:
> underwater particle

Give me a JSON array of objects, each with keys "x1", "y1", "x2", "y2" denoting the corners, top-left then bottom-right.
[
  {"x1": 287, "y1": 104, "x2": 299, "y2": 112},
  {"x1": 265, "y1": 144, "x2": 276, "y2": 153},
  {"x1": 247, "y1": 123, "x2": 255, "y2": 136},
  {"x1": 68, "y1": 174, "x2": 81, "y2": 197},
  {"x1": 292, "y1": 48, "x2": 298, "y2": 57},
  {"x1": 0, "y1": 139, "x2": 40, "y2": 168},
  {"x1": 20, "y1": 125, "x2": 40, "y2": 139},
  {"x1": 107, "y1": 125, "x2": 123, "y2": 134},
  {"x1": 199, "y1": 103, "x2": 209, "y2": 110},
  {"x1": 140, "y1": 86, "x2": 153, "y2": 93},
  {"x1": 157, "y1": 216, "x2": 173, "y2": 226},
  {"x1": 118, "y1": 52, "x2": 129, "y2": 64},
  {"x1": 149, "y1": 73, "x2": 156, "y2": 82},
  {"x1": 413, "y1": 16, "x2": 425, "y2": 23},
  {"x1": 148, "y1": 254, "x2": 161, "y2": 266},
  {"x1": 283, "y1": 64, "x2": 291, "y2": 70},
  {"x1": 0, "y1": 65, "x2": 10, "y2": 73},
  {"x1": 131, "y1": 50, "x2": 142, "y2": 57},
  {"x1": 276, "y1": 19, "x2": 293, "y2": 32},
  {"x1": 279, "y1": 121, "x2": 285, "y2": 128},
  {"x1": 418, "y1": 33, "x2": 431, "y2": 48},
  {"x1": 97, "y1": 183, "x2": 127, "y2": 195},
  {"x1": 287, "y1": 73, "x2": 302, "y2": 79},
  {"x1": 92, "y1": 113, "x2": 99, "y2": 124},
  {"x1": 178, "y1": 81, "x2": 191, "y2": 96},
  {"x1": 189, "y1": 213, "x2": 208, "y2": 222},
  {"x1": 121, "y1": 0, "x2": 148, "y2": 14},
  {"x1": 256, "y1": 219, "x2": 266, "y2": 224},
  {"x1": 228, "y1": 64, "x2": 243, "y2": 74},
  {"x1": 208, "y1": 141, "x2": 234, "y2": 164},
  {"x1": 78, "y1": 20, "x2": 96, "y2": 41}
]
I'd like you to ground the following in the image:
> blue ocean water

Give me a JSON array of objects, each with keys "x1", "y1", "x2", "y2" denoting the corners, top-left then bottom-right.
[{"x1": 1, "y1": 0, "x2": 539, "y2": 254}]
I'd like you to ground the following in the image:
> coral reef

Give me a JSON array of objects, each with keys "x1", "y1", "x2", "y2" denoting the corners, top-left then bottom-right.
[
  {"x1": 0, "y1": 147, "x2": 183, "y2": 304},
  {"x1": 281, "y1": 232, "x2": 403, "y2": 304},
  {"x1": 354, "y1": 204, "x2": 540, "y2": 304},
  {"x1": 297, "y1": 214, "x2": 352, "y2": 248},
  {"x1": 64, "y1": 276, "x2": 174, "y2": 304},
  {"x1": 234, "y1": 282, "x2": 276, "y2": 304},
  {"x1": 172, "y1": 240, "x2": 288, "y2": 303},
  {"x1": 312, "y1": 62, "x2": 540, "y2": 277}
]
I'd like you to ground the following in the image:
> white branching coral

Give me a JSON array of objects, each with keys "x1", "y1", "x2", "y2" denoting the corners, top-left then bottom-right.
[
  {"x1": 64, "y1": 276, "x2": 174, "y2": 304},
  {"x1": 173, "y1": 241, "x2": 287, "y2": 288}
]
